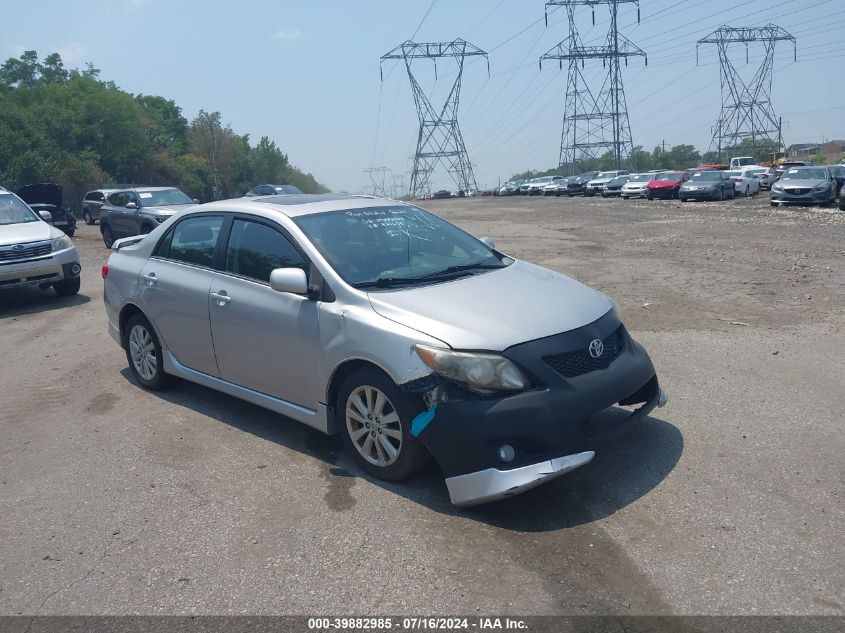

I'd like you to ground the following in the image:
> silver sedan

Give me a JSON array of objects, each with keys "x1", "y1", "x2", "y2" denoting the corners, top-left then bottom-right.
[{"x1": 103, "y1": 195, "x2": 666, "y2": 506}]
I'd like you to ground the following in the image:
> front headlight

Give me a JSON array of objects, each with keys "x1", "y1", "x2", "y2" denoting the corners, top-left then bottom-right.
[
  {"x1": 414, "y1": 345, "x2": 530, "y2": 394},
  {"x1": 772, "y1": 184, "x2": 783, "y2": 192},
  {"x1": 51, "y1": 235, "x2": 73, "y2": 252},
  {"x1": 813, "y1": 183, "x2": 829, "y2": 191}
]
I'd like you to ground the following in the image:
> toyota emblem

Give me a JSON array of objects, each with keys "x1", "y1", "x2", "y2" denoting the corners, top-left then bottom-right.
[{"x1": 588, "y1": 339, "x2": 604, "y2": 358}]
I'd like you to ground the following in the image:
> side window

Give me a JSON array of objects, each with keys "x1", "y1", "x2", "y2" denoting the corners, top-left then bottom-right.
[
  {"x1": 163, "y1": 215, "x2": 224, "y2": 267},
  {"x1": 225, "y1": 219, "x2": 307, "y2": 283},
  {"x1": 84, "y1": 192, "x2": 98, "y2": 201},
  {"x1": 108, "y1": 192, "x2": 125, "y2": 206}
]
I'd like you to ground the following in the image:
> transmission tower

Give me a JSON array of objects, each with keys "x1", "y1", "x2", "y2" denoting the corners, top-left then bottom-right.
[
  {"x1": 540, "y1": 1, "x2": 646, "y2": 175},
  {"x1": 381, "y1": 40, "x2": 489, "y2": 198},
  {"x1": 363, "y1": 166, "x2": 391, "y2": 197},
  {"x1": 697, "y1": 25, "x2": 796, "y2": 161},
  {"x1": 390, "y1": 174, "x2": 408, "y2": 199}
]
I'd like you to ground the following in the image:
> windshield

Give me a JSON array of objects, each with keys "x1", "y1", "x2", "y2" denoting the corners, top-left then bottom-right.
[
  {"x1": 0, "y1": 194, "x2": 40, "y2": 225},
  {"x1": 628, "y1": 174, "x2": 653, "y2": 182},
  {"x1": 294, "y1": 205, "x2": 507, "y2": 288},
  {"x1": 782, "y1": 168, "x2": 827, "y2": 180},
  {"x1": 689, "y1": 172, "x2": 722, "y2": 181},
  {"x1": 725, "y1": 171, "x2": 741, "y2": 177},
  {"x1": 747, "y1": 169, "x2": 767, "y2": 175},
  {"x1": 658, "y1": 172, "x2": 683, "y2": 180},
  {"x1": 596, "y1": 172, "x2": 616, "y2": 179},
  {"x1": 608, "y1": 176, "x2": 627, "y2": 185},
  {"x1": 139, "y1": 189, "x2": 194, "y2": 207},
  {"x1": 735, "y1": 158, "x2": 755, "y2": 167},
  {"x1": 275, "y1": 185, "x2": 303, "y2": 194}
]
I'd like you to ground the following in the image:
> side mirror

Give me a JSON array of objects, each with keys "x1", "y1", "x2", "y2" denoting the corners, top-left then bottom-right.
[
  {"x1": 193, "y1": 198, "x2": 200, "y2": 204},
  {"x1": 269, "y1": 268, "x2": 308, "y2": 295},
  {"x1": 479, "y1": 236, "x2": 496, "y2": 249},
  {"x1": 38, "y1": 210, "x2": 53, "y2": 222},
  {"x1": 126, "y1": 202, "x2": 138, "y2": 210}
]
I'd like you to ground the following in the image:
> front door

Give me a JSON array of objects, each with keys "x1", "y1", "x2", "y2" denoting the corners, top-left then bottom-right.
[
  {"x1": 208, "y1": 217, "x2": 320, "y2": 410},
  {"x1": 139, "y1": 214, "x2": 225, "y2": 376}
]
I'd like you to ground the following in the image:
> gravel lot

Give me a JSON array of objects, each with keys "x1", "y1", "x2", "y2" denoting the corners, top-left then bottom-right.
[{"x1": 0, "y1": 193, "x2": 842, "y2": 616}]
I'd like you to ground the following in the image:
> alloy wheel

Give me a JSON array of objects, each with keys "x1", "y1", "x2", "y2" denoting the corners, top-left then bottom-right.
[
  {"x1": 128, "y1": 324, "x2": 157, "y2": 381},
  {"x1": 345, "y1": 385, "x2": 402, "y2": 467}
]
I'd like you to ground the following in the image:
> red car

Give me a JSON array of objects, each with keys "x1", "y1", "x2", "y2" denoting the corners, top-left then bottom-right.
[{"x1": 647, "y1": 171, "x2": 689, "y2": 199}]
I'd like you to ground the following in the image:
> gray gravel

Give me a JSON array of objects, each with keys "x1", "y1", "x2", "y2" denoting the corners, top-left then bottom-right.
[{"x1": 0, "y1": 194, "x2": 841, "y2": 615}]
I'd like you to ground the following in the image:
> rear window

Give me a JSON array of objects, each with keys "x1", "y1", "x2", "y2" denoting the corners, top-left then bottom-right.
[{"x1": 155, "y1": 215, "x2": 224, "y2": 267}]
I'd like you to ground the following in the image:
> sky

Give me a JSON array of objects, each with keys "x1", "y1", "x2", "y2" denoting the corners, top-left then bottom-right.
[{"x1": 2, "y1": 0, "x2": 843, "y2": 193}]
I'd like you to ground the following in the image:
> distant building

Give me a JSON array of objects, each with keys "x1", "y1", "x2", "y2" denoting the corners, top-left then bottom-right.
[
  {"x1": 785, "y1": 143, "x2": 820, "y2": 159},
  {"x1": 821, "y1": 140, "x2": 845, "y2": 163}
]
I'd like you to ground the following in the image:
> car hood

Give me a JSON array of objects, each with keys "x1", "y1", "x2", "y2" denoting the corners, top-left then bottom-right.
[
  {"x1": 778, "y1": 179, "x2": 827, "y2": 188},
  {"x1": 16, "y1": 183, "x2": 63, "y2": 207},
  {"x1": 367, "y1": 260, "x2": 613, "y2": 351},
  {"x1": 141, "y1": 203, "x2": 196, "y2": 215},
  {"x1": 650, "y1": 179, "x2": 682, "y2": 187},
  {"x1": 682, "y1": 181, "x2": 719, "y2": 187},
  {"x1": 0, "y1": 220, "x2": 60, "y2": 246}
]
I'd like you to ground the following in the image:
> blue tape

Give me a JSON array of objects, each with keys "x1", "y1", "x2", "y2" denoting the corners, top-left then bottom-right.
[{"x1": 410, "y1": 405, "x2": 438, "y2": 437}]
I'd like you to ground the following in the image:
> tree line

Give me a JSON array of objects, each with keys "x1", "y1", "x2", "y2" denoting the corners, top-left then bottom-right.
[
  {"x1": 0, "y1": 51, "x2": 329, "y2": 209},
  {"x1": 510, "y1": 139, "x2": 787, "y2": 182}
]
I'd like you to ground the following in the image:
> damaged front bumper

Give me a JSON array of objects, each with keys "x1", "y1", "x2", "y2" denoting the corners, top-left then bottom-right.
[{"x1": 409, "y1": 309, "x2": 668, "y2": 506}]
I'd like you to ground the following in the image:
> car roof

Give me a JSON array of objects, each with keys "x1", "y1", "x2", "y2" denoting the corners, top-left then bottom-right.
[
  {"x1": 197, "y1": 194, "x2": 398, "y2": 219},
  {"x1": 131, "y1": 186, "x2": 181, "y2": 193}
]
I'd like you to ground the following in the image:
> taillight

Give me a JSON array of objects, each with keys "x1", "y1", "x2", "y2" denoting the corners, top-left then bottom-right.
[{"x1": 101, "y1": 264, "x2": 109, "y2": 279}]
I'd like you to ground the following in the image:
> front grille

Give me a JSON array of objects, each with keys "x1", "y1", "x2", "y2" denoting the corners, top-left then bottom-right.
[
  {"x1": 543, "y1": 327, "x2": 625, "y2": 378},
  {"x1": 786, "y1": 188, "x2": 811, "y2": 195},
  {"x1": 0, "y1": 241, "x2": 51, "y2": 262}
]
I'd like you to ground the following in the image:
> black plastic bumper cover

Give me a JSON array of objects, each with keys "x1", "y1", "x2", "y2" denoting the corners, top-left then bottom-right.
[{"x1": 415, "y1": 309, "x2": 660, "y2": 478}]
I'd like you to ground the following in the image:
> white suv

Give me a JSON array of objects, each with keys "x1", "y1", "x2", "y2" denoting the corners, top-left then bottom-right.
[
  {"x1": 585, "y1": 170, "x2": 629, "y2": 197},
  {"x1": 0, "y1": 188, "x2": 82, "y2": 296}
]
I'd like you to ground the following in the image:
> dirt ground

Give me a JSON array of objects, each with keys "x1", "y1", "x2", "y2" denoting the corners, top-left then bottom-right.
[{"x1": 0, "y1": 193, "x2": 842, "y2": 617}]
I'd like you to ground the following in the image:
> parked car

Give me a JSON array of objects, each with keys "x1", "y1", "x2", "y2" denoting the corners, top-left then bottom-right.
[
  {"x1": 81, "y1": 189, "x2": 119, "y2": 225},
  {"x1": 827, "y1": 164, "x2": 845, "y2": 197},
  {"x1": 620, "y1": 173, "x2": 656, "y2": 199},
  {"x1": 585, "y1": 170, "x2": 629, "y2": 197},
  {"x1": 244, "y1": 184, "x2": 304, "y2": 197},
  {"x1": 499, "y1": 180, "x2": 523, "y2": 196},
  {"x1": 601, "y1": 175, "x2": 630, "y2": 198},
  {"x1": 840, "y1": 185, "x2": 845, "y2": 211},
  {"x1": 543, "y1": 177, "x2": 572, "y2": 196},
  {"x1": 99, "y1": 187, "x2": 198, "y2": 248},
  {"x1": 770, "y1": 166, "x2": 837, "y2": 207},
  {"x1": 744, "y1": 166, "x2": 776, "y2": 190},
  {"x1": 725, "y1": 169, "x2": 761, "y2": 197},
  {"x1": 103, "y1": 195, "x2": 668, "y2": 507},
  {"x1": 0, "y1": 187, "x2": 81, "y2": 296},
  {"x1": 678, "y1": 171, "x2": 735, "y2": 201},
  {"x1": 431, "y1": 190, "x2": 452, "y2": 199},
  {"x1": 523, "y1": 176, "x2": 564, "y2": 196},
  {"x1": 16, "y1": 184, "x2": 77, "y2": 236},
  {"x1": 647, "y1": 171, "x2": 689, "y2": 199},
  {"x1": 774, "y1": 161, "x2": 809, "y2": 181},
  {"x1": 565, "y1": 172, "x2": 599, "y2": 197}
]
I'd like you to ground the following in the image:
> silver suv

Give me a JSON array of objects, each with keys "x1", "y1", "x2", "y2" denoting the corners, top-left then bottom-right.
[
  {"x1": 0, "y1": 188, "x2": 81, "y2": 296},
  {"x1": 99, "y1": 187, "x2": 197, "y2": 248},
  {"x1": 103, "y1": 195, "x2": 666, "y2": 506}
]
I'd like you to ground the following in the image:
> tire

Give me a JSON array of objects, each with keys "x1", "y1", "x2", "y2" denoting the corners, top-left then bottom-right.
[
  {"x1": 336, "y1": 367, "x2": 430, "y2": 482},
  {"x1": 124, "y1": 313, "x2": 172, "y2": 390},
  {"x1": 140, "y1": 224, "x2": 154, "y2": 234},
  {"x1": 53, "y1": 277, "x2": 80, "y2": 296},
  {"x1": 770, "y1": 201, "x2": 777, "y2": 207},
  {"x1": 744, "y1": 186, "x2": 749, "y2": 197},
  {"x1": 83, "y1": 210, "x2": 94, "y2": 225},
  {"x1": 101, "y1": 224, "x2": 115, "y2": 248},
  {"x1": 718, "y1": 188, "x2": 724, "y2": 201},
  {"x1": 64, "y1": 227, "x2": 75, "y2": 237}
]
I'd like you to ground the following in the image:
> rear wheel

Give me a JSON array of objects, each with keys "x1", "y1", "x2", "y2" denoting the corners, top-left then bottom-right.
[
  {"x1": 124, "y1": 313, "x2": 171, "y2": 390},
  {"x1": 83, "y1": 210, "x2": 94, "y2": 225},
  {"x1": 337, "y1": 368, "x2": 430, "y2": 482}
]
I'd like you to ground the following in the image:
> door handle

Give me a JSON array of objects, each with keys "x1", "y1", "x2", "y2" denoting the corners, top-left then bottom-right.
[
  {"x1": 211, "y1": 291, "x2": 231, "y2": 305},
  {"x1": 141, "y1": 272, "x2": 157, "y2": 285}
]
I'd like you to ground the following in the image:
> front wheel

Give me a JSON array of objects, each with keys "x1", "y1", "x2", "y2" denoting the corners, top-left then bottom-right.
[
  {"x1": 101, "y1": 224, "x2": 115, "y2": 248},
  {"x1": 124, "y1": 313, "x2": 172, "y2": 390},
  {"x1": 337, "y1": 368, "x2": 430, "y2": 482},
  {"x1": 83, "y1": 210, "x2": 94, "y2": 225},
  {"x1": 53, "y1": 277, "x2": 80, "y2": 296}
]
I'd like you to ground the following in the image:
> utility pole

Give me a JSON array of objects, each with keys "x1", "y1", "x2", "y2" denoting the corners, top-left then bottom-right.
[
  {"x1": 381, "y1": 40, "x2": 489, "y2": 199},
  {"x1": 697, "y1": 24, "x2": 796, "y2": 162},
  {"x1": 540, "y1": 1, "x2": 646, "y2": 175}
]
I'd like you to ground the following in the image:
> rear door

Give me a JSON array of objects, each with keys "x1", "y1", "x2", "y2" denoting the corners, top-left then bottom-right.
[
  {"x1": 139, "y1": 214, "x2": 226, "y2": 376},
  {"x1": 106, "y1": 192, "x2": 133, "y2": 237},
  {"x1": 207, "y1": 216, "x2": 321, "y2": 409}
]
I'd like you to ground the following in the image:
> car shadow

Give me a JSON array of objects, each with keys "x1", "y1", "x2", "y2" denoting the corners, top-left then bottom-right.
[
  {"x1": 121, "y1": 369, "x2": 683, "y2": 532},
  {"x1": 0, "y1": 286, "x2": 91, "y2": 319}
]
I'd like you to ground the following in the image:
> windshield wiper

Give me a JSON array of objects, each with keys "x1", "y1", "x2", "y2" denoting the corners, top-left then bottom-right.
[
  {"x1": 418, "y1": 263, "x2": 505, "y2": 280},
  {"x1": 352, "y1": 277, "x2": 423, "y2": 289}
]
